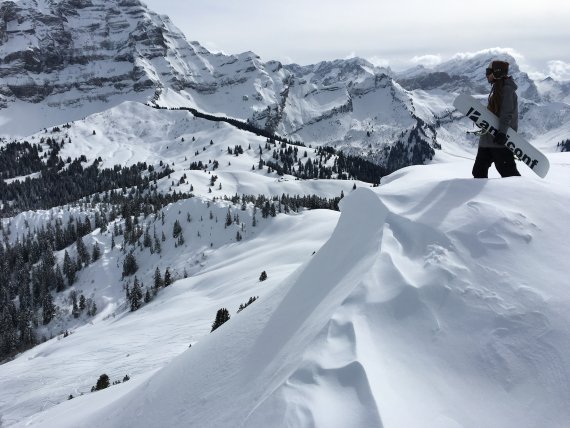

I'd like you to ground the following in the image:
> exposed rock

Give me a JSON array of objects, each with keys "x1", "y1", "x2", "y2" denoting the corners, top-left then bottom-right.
[{"x1": 1, "y1": 0, "x2": 564, "y2": 173}]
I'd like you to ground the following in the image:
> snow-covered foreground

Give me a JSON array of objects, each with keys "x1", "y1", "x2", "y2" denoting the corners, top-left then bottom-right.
[{"x1": 3, "y1": 155, "x2": 569, "y2": 428}]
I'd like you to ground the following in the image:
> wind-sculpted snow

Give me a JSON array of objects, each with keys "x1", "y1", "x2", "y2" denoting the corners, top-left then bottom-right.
[{"x1": 13, "y1": 162, "x2": 570, "y2": 428}]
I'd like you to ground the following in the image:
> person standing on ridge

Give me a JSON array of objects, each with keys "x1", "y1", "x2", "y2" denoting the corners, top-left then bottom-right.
[{"x1": 472, "y1": 60, "x2": 521, "y2": 178}]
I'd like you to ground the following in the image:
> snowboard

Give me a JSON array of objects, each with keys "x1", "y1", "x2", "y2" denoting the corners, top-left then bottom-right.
[{"x1": 453, "y1": 94, "x2": 550, "y2": 178}]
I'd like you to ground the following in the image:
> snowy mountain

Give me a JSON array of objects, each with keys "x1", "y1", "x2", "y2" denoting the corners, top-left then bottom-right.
[
  {"x1": 0, "y1": 0, "x2": 568, "y2": 171},
  {"x1": 2, "y1": 157, "x2": 570, "y2": 428},
  {"x1": 394, "y1": 50, "x2": 570, "y2": 151},
  {"x1": 2, "y1": 1, "x2": 570, "y2": 427},
  {"x1": 2, "y1": 1, "x2": 569, "y2": 171},
  {"x1": 535, "y1": 77, "x2": 570, "y2": 104},
  {"x1": 0, "y1": 0, "x2": 434, "y2": 171}
]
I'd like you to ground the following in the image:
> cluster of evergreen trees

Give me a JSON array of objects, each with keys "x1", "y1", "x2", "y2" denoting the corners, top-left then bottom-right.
[
  {"x1": 0, "y1": 141, "x2": 45, "y2": 180},
  {"x1": 152, "y1": 103, "x2": 391, "y2": 183},
  {"x1": 211, "y1": 296, "x2": 259, "y2": 332},
  {"x1": 316, "y1": 146, "x2": 386, "y2": 183},
  {"x1": 125, "y1": 266, "x2": 172, "y2": 313},
  {"x1": 160, "y1": 99, "x2": 434, "y2": 181},
  {"x1": 557, "y1": 139, "x2": 570, "y2": 152},
  {"x1": 154, "y1": 105, "x2": 306, "y2": 148},
  {"x1": 88, "y1": 373, "x2": 130, "y2": 394},
  {"x1": 0, "y1": 186, "x2": 346, "y2": 362},
  {"x1": 0, "y1": 136, "x2": 174, "y2": 216},
  {"x1": 382, "y1": 117, "x2": 436, "y2": 173},
  {"x1": 237, "y1": 296, "x2": 258, "y2": 313},
  {"x1": 210, "y1": 308, "x2": 230, "y2": 332},
  {"x1": 0, "y1": 213, "x2": 103, "y2": 361},
  {"x1": 0, "y1": 134, "x2": 353, "y2": 364},
  {"x1": 248, "y1": 140, "x2": 385, "y2": 184},
  {"x1": 0, "y1": 179, "x2": 197, "y2": 362},
  {"x1": 231, "y1": 192, "x2": 344, "y2": 214}
]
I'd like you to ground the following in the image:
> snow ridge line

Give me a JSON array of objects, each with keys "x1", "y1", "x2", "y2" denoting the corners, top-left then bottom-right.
[
  {"x1": 150, "y1": 103, "x2": 306, "y2": 148},
  {"x1": 239, "y1": 188, "x2": 388, "y2": 426}
]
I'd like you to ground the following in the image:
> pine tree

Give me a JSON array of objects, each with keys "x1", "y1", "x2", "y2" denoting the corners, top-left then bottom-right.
[
  {"x1": 79, "y1": 294, "x2": 86, "y2": 311},
  {"x1": 225, "y1": 208, "x2": 233, "y2": 227},
  {"x1": 130, "y1": 277, "x2": 143, "y2": 311},
  {"x1": 95, "y1": 374, "x2": 110, "y2": 391},
  {"x1": 153, "y1": 267, "x2": 163, "y2": 290},
  {"x1": 18, "y1": 307, "x2": 36, "y2": 348},
  {"x1": 76, "y1": 235, "x2": 90, "y2": 267},
  {"x1": 88, "y1": 300, "x2": 97, "y2": 317},
  {"x1": 164, "y1": 268, "x2": 172, "y2": 287},
  {"x1": 259, "y1": 271, "x2": 268, "y2": 282},
  {"x1": 177, "y1": 233, "x2": 185, "y2": 246},
  {"x1": 122, "y1": 252, "x2": 138, "y2": 278},
  {"x1": 70, "y1": 290, "x2": 80, "y2": 319},
  {"x1": 92, "y1": 242, "x2": 101, "y2": 261},
  {"x1": 143, "y1": 227, "x2": 152, "y2": 248},
  {"x1": 41, "y1": 246, "x2": 56, "y2": 268},
  {"x1": 210, "y1": 308, "x2": 230, "y2": 332},
  {"x1": 262, "y1": 201, "x2": 271, "y2": 218},
  {"x1": 63, "y1": 251, "x2": 76, "y2": 285},
  {"x1": 55, "y1": 264, "x2": 65, "y2": 292},
  {"x1": 153, "y1": 231, "x2": 161, "y2": 254},
  {"x1": 172, "y1": 219, "x2": 182, "y2": 239},
  {"x1": 42, "y1": 292, "x2": 55, "y2": 325}
]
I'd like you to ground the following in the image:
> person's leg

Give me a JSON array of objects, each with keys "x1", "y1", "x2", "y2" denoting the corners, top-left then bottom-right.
[
  {"x1": 472, "y1": 147, "x2": 493, "y2": 178},
  {"x1": 493, "y1": 148, "x2": 521, "y2": 177}
]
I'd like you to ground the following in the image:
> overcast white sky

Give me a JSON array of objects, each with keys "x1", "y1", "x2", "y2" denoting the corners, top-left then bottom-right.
[{"x1": 143, "y1": 0, "x2": 570, "y2": 80}]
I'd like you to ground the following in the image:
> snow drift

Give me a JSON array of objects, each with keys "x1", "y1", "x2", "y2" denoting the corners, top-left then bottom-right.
[{"x1": 17, "y1": 162, "x2": 570, "y2": 428}]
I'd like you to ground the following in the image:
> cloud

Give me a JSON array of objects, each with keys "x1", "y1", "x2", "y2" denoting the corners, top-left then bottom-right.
[
  {"x1": 366, "y1": 56, "x2": 390, "y2": 68},
  {"x1": 450, "y1": 47, "x2": 525, "y2": 63},
  {"x1": 410, "y1": 54, "x2": 442, "y2": 68},
  {"x1": 547, "y1": 60, "x2": 570, "y2": 81}
]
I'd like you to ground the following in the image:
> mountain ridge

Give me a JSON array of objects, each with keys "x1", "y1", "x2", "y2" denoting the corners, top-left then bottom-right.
[
  {"x1": 1, "y1": 2, "x2": 570, "y2": 426},
  {"x1": 2, "y1": 0, "x2": 569, "y2": 173}
]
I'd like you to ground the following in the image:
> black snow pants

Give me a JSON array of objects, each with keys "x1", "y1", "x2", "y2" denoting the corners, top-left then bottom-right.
[{"x1": 472, "y1": 147, "x2": 521, "y2": 178}]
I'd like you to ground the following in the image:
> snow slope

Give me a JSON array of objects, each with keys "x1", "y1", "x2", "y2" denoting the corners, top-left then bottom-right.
[{"x1": 8, "y1": 155, "x2": 570, "y2": 428}]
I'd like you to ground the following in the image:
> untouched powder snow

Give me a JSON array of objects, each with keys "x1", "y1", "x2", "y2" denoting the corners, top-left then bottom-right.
[{"x1": 12, "y1": 159, "x2": 570, "y2": 428}]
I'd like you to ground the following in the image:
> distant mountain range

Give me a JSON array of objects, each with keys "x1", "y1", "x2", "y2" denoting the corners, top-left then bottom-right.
[{"x1": 1, "y1": 0, "x2": 569, "y2": 168}]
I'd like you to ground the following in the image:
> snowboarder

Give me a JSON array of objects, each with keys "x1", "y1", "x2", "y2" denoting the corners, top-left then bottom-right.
[{"x1": 472, "y1": 60, "x2": 521, "y2": 178}]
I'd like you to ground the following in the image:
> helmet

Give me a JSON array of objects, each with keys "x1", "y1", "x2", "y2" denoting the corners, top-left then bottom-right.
[{"x1": 485, "y1": 60, "x2": 509, "y2": 79}]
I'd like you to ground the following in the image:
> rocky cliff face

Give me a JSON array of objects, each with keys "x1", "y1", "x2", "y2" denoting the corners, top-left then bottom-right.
[
  {"x1": 1, "y1": 0, "x2": 567, "y2": 168},
  {"x1": 0, "y1": 0, "x2": 435, "y2": 169},
  {"x1": 0, "y1": 0, "x2": 259, "y2": 107},
  {"x1": 1, "y1": 0, "x2": 153, "y2": 103}
]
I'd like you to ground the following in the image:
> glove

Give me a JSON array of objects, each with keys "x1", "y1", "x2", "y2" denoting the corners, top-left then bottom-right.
[{"x1": 494, "y1": 132, "x2": 507, "y2": 145}]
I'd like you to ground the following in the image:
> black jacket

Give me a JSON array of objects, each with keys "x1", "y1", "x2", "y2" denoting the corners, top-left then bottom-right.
[{"x1": 479, "y1": 77, "x2": 518, "y2": 148}]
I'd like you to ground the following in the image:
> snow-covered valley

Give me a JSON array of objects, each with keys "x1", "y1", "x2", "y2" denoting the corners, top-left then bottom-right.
[
  {"x1": 1, "y1": 0, "x2": 570, "y2": 427},
  {"x1": 2, "y1": 158, "x2": 570, "y2": 428}
]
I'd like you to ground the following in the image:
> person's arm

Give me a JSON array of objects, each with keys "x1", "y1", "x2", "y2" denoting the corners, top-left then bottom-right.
[{"x1": 498, "y1": 84, "x2": 517, "y2": 134}]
